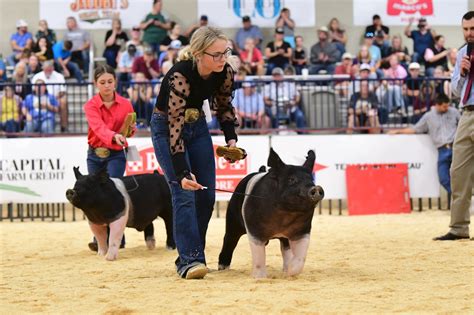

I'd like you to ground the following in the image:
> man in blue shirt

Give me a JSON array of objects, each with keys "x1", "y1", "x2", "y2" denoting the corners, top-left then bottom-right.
[
  {"x1": 235, "y1": 16, "x2": 263, "y2": 53},
  {"x1": 7, "y1": 19, "x2": 33, "y2": 66},
  {"x1": 404, "y1": 17, "x2": 436, "y2": 64},
  {"x1": 232, "y1": 82, "x2": 269, "y2": 129},
  {"x1": 52, "y1": 40, "x2": 83, "y2": 83},
  {"x1": 433, "y1": 11, "x2": 474, "y2": 241}
]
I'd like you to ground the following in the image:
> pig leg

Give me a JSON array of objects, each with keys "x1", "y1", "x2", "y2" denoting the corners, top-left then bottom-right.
[
  {"x1": 287, "y1": 235, "x2": 310, "y2": 276},
  {"x1": 248, "y1": 236, "x2": 267, "y2": 278},
  {"x1": 279, "y1": 238, "x2": 293, "y2": 273},
  {"x1": 105, "y1": 215, "x2": 128, "y2": 261},
  {"x1": 218, "y1": 211, "x2": 246, "y2": 270},
  {"x1": 159, "y1": 209, "x2": 176, "y2": 250},
  {"x1": 144, "y1": 223, "x2": 155, "y2": 250},
  {"x1": 88, "y1": 222, "x2": 108, "y2": 256}
]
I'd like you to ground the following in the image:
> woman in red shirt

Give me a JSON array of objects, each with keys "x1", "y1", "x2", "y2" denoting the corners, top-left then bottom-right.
[
  {"x1": 84, "y1": 64, "x2": 136, "y2": 251},
  {"x1": 239, "y1": 38, "x2": 264, "y2": 75}
]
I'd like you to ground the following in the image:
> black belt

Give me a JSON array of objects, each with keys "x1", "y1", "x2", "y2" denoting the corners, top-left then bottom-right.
[
  {"x1": 463, "y1": 105, "x2": 474, "y2": 111},
  {"x1": 438, "y1": 143, "x2": 453, "y2": 150}
]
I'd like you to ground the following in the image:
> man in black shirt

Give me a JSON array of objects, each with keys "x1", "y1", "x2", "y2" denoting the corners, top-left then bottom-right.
[{"x1": 365, "y1": 14, "x2": 390, "y2": 41}]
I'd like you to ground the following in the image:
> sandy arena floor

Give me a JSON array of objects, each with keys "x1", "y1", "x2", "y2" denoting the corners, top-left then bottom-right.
[{"x1": 0, "y1": 210, "x2": 473, "y2": 314}]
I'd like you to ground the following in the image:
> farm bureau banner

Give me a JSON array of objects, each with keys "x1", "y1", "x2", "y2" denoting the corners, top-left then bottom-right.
[
  {"x1": 0, "y1": 135, "x2": 439, "y2": 203},
  {"x1": 353, "y1": 0, "x2": 468, "y2": 26}
]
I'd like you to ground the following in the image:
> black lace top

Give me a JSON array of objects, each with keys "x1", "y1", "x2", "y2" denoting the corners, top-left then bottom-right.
[{"x1": 155, "y1": 59, "x2": 238, "y2": 180}]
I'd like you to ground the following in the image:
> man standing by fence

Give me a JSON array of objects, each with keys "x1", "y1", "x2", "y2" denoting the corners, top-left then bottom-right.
[{"x1": 433, "y1": 11, "x2": 474, "y2": 241}]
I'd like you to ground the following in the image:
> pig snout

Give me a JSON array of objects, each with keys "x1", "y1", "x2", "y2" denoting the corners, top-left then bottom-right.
[
  {"x1": 66, "y1": 189, "x2": 76, "y2": 202},
  {"x1": 308, "y1": 186, "x2": 324, "y2": 202}
]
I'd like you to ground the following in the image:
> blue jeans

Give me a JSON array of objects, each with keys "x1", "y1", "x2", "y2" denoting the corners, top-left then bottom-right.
[
  {"x1": 87, "y1": 147, "x2": 127, "y2": 247},
  {"x1": 24, "y1": 118, "x2": 55, "y2": 133},
  {"x1": 1, "y1": 120, "x2": 20, "y2": 132},
  {"x1": 103, "y1": 49, "x2": 118, "y2": 68},
  {"x1": 150, "y1": 111, "x2": 215, "y2": 276},
  {"x1": 437, "y1": 147, "x2": 452, "y2": 194},
  {"x1": 309, "y1": 64, "x2": 336, "y2": 75}
]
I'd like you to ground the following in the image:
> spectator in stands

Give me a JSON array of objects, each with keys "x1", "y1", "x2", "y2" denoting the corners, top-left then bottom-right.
[
  {"x1": 292, "y1": 35, "x2": 308, "y2": 75},
  {"x1": 365, "y1": 14, "x2": 390, "y2": 42},
  {"x1": 376, "y1": 55, "x2": 407, "y2": 114},
  {"x1": 349, "y1": 63, "x2": 377, "y2": 96},
  {"x1": 160, "y1": 21, "x2": 189, "y2": 51},
  {"x1": 17, "y1": 48, "x2": 32, "y2": 65},
  {"x1": 0, "y1": 59, "x2": 7, "y2": 85},
  {"x1": 404, "y1": 17, "x2": 436, "y2": 64},
  {"x1": 265, "y1": 27, "x2": 292, "y2": 75},
  {"x1": 35, "y1": 20, "x2": 56, "y2": 45},
  {"x1": 27, "y1": 55, "x2": 42, "y2": 78},
  {"x1": 354, "y1": 45, "x2": 376, "y2": 72},
  {"x1": 132, "y1": 46, "x2": 160, "y2": 81},
  {"x1": 159, "y1": 39, "x2": 181, "y2": 66},
  {"x1": 185, "y1": 15, "x2": 208, "y2": 39},
  {"x1": 140, "y1": 0, "x2": 171, "y2": 53},
  {"x1": 385, "y1": 35, "x2": 410, "y2": 69},
  {"x1": 411, "y1": 80, "x2": 435, "y2": 123},
  {"x1": 405, "y1": 62, "x2": 423, "y2": 111},
  {"x1": 239, "y1": 38, "x2": 264, "y2": 76},
  {"x1": 103, "y1": 18, "x2": 129, "y2": 69},
  {"x1": 33, "y1": 36, "x2": 54, "y2": 62},
  {"x1": 363, "y1": 32, "x2": 382, "y2": 69},
  {"x1": 52, "y1": 40, "x2": 84, "y2": 83},
  {"x1": 446, "y1": 48, "x2": 458, "y2": 75},
  {"x1": 433, "y1": 65, "x2": 451, "y2": 97},
  {"x1": 328, "y1": 17, "x2": 348, "y2": 56},
  {"x1": 127, "y1": 72, "x2": 154, "y2": 128},
  {"x1": 64, "y1": 16, "x2": 91, "y2": 74},
  {"x1": 22, "y1": 79, "x2": 59, "y2": 133},
  {"x1": 31, "y1": 60, "x2": 68, "y2": 132},
  {"x1": 309, "y1": 26, "x2": 339, "y2": 74},
  {"x1": 0, "y1": 85, "x2": 22, "y2": 132},
  {"x1": 373, "y1": 30, "x2": 390, "y2": 59},
  {"x1": 235, "y1": 16, "x2": 263, "y2": 52},
  {"x1": 347, "y1": 80, "x2": 380, "y2": 133},
  {"x1": 388, "y1": 93, "x2": 458, "y2": 195},
  {"x1": 8, "y1": 19, "x2": 33, "y2": 66},
  {"x1": 335, "y1": 52, "x2": 355, "y2": 96},
  {"x1": 117, "y1": 43, "x2": 141, "y2": 91},
  {"x1": 84, "y1": 65, "x2": 136, "y2": 251},
  {"x1": 424, "y1": 35, "x2": 449, "y2": 77},
  {"x1": 126, "y1": 26, "x2": 144, "y2": 55},
  {"x1": 263, "y1": 67, "x2": 306, "y2": 129},
  {"x1": 233, "y1": 82, "x2": 269, "y2": 129},
  {"x1": 275, "y1": 7, "x2": 295, "y2": 47},
  {"x1": 11, "y1": 61, "x2": 31, "y2": 100}
]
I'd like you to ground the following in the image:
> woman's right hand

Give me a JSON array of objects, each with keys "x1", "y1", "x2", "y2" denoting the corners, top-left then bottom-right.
[
  {"x1": 181, "y1": 173, "x2": 203, "y2": 191},
  {"x1": 113, "y1": 133, "x2": 126, "y2": 146}
]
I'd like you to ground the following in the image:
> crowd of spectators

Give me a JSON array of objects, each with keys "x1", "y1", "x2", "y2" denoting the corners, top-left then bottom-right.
[{"x1": 0, "y1": 0, "x2": 458, "y2": 134}]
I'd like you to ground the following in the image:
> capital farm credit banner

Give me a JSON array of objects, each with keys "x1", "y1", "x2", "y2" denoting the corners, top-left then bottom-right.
[
  {"x1": 353, "y1": 0, "x2": 468, "y2": 26},
  {"x1": 39, "y1": 0, "x2": 151, "y2": 29}
]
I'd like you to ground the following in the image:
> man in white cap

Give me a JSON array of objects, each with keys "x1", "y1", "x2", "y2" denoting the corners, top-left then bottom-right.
[
  {"x1": 309, "y1": 26, "x2": 339, "y2": 74},
  {"x1": 7, "y1": 19, "x2": 33, "y2": 66}
]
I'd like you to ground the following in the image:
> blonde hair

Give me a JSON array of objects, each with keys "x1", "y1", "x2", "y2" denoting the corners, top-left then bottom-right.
[{"x1": 178, "y1": 26, "x2": 228, "y2": 62}]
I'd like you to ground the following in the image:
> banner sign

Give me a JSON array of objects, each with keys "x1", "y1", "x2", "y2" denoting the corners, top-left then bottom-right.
[
  {"x1": 197, "y1": 0, "x2": 316, "y2": 28},
  {"x1": 0, "y1": 135, "x2": 438, "y2": 203},
  {"x1": 353, "y1": 0, "x2": 468, "y2": 26},
  {"x1": 39, "y1": 0, "x2": 151, "y2": 29},
  {"x1": 271, "y1": 134, "x2": 439, "y2": 199}
]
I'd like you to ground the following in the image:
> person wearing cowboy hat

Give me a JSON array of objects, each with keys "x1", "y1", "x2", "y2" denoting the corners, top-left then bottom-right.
[
  {"x1": 309, "y1": 26, "x2": 339, "y2": 74},
  {"x1": 7, "y1": 19, "x2": 33, "y2": 66}
]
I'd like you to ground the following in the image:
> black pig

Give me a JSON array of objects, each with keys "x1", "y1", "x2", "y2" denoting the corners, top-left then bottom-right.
[
  {"x1": 218, "y1": 148, "x2": 324, "y2": 278},
  {"x1": 66, "y1": 167, "x2": 175, "y2": 260}
]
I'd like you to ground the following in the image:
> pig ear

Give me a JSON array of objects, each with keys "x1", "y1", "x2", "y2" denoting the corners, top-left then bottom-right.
[
  {"x1": 95, "y1": 167, "x2": 110, "y2": 183},
  {"x1": 303, "y1": 150, "x2": 316, "y2": 172},
  {"x1": 267, "y1": 148, "x2": 285, "y2": 170},
  {"x1": 73, "y1": 166, "x2": 83, "y2": 179}
]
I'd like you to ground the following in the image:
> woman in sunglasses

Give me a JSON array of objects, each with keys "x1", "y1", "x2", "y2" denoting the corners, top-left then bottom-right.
[{"x1": 150, "y1": 26, "x2": 239, "y2": 279}]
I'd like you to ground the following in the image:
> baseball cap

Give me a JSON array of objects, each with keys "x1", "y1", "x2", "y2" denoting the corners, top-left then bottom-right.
[
  {"x1": 16, "y1": 19, "x2": 28, "y2": 28},
  {"x1": 408, "y1": 62, "x2": 421, "y2": 70},
  {"x1": 359, "y1": 63, "x2": 371, "y2": 72},
  {"x1": 272, "y1": 67, "x2": 284, "y2": 75},
  {"x1": 170, "y1": 39, "x2": 182, "y2": 50},
  {"x1": 200, "y1": 15, "x2": 208, "y2": 21},
  {"x1": 342, "y1": 52, "x2": 352, "y2": 60},
  {"x1": 275, "y1": 27, "x2": 284, "y2": 34},
  {"x1": 127, "y1": 44, "x2": 137, "y2": 54},
  {"x1": 144, "y1": 46, "x2": 154, "y2": 55},
  {"x1": 242, "y1": 15, "x2": 251, "y2": 22},
  {"x1": 318, "y1": 26, "x2": 329, "y2": 33}
]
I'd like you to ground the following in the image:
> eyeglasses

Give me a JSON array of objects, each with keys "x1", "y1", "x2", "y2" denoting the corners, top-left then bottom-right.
[{"x1": 203, "y1": 48, "x2": 232, "y2": 62}]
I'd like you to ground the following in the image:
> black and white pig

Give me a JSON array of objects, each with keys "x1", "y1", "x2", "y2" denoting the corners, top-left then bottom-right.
[
  {"x1": 66, "y1": 167, "x2": 175, "y2": 261},
  {"x1": 218, "y1": 148, "x2": 324, "y2": 278}
]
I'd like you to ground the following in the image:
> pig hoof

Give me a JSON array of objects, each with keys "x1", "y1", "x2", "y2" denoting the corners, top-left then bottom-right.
[
  {"x1": 97, "y1": 249, "x2": 107, "y2": 256},
  {"x1": 145, "y1": 237, "x2": 156, "y2": 250},
  {"x1": 218, "y1": 264, "x2": 229, "y2": 271},
  {"x1": 105, "y1": 251, "x2": 118, "y2": 261}
]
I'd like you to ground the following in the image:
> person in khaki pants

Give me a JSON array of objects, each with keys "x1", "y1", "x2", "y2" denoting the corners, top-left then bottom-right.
[{"x1": 433, "y1": 11, "x2": 474, "y2": 241}]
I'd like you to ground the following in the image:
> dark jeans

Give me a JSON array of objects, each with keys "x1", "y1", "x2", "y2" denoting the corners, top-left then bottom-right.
[
  {"x1": 150, "y1": 112, "x2": 215, "y2": 276},
  {"x1": 266, "y1": 62, "x2": 289, "y2": 75},
  {"x1": 87, "y1": 147, "x2": 127, "y2": 246},
  {"x1": 309, "y1": 63, "x2": 336, "y2": 75},
  {"x1": 103, "y1": 49, "x2": 118, "y2": 68},
  {"x1": 1, "y1": 120, "x2": 20, "y2": 132},
  {"x1": 437, "y1": 147, "x2": 452, "y2": 194}
]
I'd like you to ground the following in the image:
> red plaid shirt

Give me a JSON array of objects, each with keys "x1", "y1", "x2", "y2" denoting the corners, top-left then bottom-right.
[{"x1": 84, "y1": 93, "x2": 135, "y2": 150}]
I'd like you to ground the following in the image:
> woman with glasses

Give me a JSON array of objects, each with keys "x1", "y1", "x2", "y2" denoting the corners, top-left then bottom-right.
[{"x1": 150, "y1": 26, "x2": 239, "y2": 279}]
